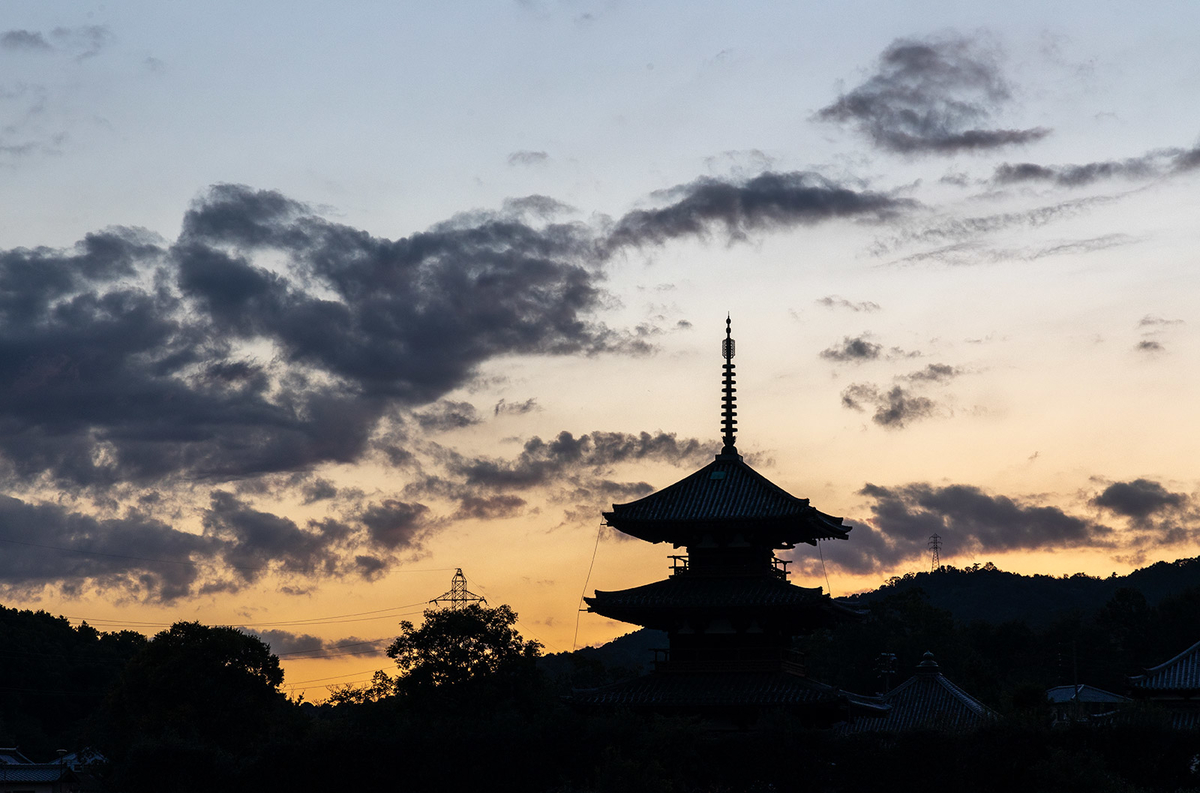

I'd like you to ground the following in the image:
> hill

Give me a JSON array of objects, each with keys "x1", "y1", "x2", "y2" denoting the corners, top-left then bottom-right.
[{"x1": 847, "y1": 557, "x2": 1200, "y2": 627}]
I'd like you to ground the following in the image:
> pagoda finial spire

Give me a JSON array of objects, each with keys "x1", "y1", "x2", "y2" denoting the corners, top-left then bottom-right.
[{"x1": 720, "y1": 314, "x2": 739, "y2": 458}]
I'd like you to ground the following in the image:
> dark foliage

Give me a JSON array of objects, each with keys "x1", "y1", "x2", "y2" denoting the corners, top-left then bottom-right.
[
  {"x1": 9, "y1": 562, "x2": 1200, "y2": 791},
  {"x1": 0, "y1": 604, "x2": 145, "y2": 757}
]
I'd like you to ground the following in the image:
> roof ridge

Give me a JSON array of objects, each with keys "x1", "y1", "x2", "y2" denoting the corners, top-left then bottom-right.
[{"x1": 1137, "y1": 636, "x2": 1200, "y2": 676}]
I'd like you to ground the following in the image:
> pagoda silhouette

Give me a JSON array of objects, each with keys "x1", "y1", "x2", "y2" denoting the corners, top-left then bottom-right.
[{"x1": 576, "y1": 318, "x2": 885, "y2": 727}]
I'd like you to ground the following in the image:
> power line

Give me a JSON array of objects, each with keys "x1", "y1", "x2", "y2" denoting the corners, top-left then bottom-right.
[{"x1": 573, "y1": 522, "x2": 603, "y2": 651}]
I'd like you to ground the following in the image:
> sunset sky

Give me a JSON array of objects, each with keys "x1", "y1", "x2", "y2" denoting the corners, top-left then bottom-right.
[{"x1": 2, "y1": 0, "x2": 1199, "y2": 698}]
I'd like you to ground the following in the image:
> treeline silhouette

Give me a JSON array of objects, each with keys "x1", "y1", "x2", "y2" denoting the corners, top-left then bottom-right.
[{"x1": 3, "y1": 560, "x2": 1200, "y2": 791}]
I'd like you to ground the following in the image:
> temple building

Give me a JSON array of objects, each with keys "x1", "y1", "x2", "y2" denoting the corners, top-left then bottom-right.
[
  {"x1": 1129, "y1": 637, "x2": 1200, "y2": 729},
  {"x1": 842, "y1": 652, "x2": 996, "y2": 734},
  {"x1": 575, "y1": 318, "x2": 884, "y2": 727}
]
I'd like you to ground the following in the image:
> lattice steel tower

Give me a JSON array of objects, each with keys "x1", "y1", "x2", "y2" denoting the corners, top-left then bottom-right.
[
  {"x1": 431, "y1": 568, "x2": 486, "y2": 609},
  {"x1": 928, "y1": 533, "x2": 942, "y2": 572}
]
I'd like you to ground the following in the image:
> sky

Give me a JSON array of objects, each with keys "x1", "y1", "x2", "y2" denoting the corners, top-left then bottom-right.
[{"x1": 2, "y1": 0, "x2": 1200, "y2": 698}]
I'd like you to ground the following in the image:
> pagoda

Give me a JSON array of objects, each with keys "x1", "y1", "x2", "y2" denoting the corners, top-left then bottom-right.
[{"x1": 576, "y1": 318, "x2": 884, "y2": 727}]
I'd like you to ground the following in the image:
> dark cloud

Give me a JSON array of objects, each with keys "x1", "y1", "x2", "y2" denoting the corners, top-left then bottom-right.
[
  {"x1": 841, "y1": 384, "x2": 936, "y2": 428},
  {"x1": 1136, "y1": 340, "x2": 1164, "y2": 354},
  {"x1": 1092, "y1": 479, "x2": 1188, "y2": 524},
  {"x1": 808, "y1": 483, "x2": 1113, "y2": 574},
  {"x1": 242, "y1": 628, "x2": 387, "y2": 659},
  {"x1": 202, "y1": 492, "x2": 342, "y2": 582},
  {"x1": 0, "y1": 495, "x2": 213, "y2": 601},
  {"x1": 816, "y1": 34, "x2": 1049, "y2": 155},
  {"x1": 411, "y1": 401, "x2": 481, "y2": 432},
  {"x1": 358, "y1": 500, "x2": 430, "y2": 550},
  {"x1": 0, "y1": 185, "x2": 633, "y2": 491},
  {"x1": 448, "y1": 430, "x2": 707, "y2": 492},
  {"x1": 815, "y1": 296, "x2": 881, "y2": 313},
  {"x1": 494, "y1": 397, "x2": 539, "y2": 416},
  {"x1": 820, "y1": 335, "x2": 882, "y2": 362},
  {"x1": 508, "y1": 150, "x2": 550, "y2": 166},
  {"x1": 0, "y1": 30, "x2": 51, "y2": 51},
  {"x1": 301, "y1": 478, "x2": 338, "y2": 504},
  {"x1": 903, "y1": 363, "x2": 962, "y2": 383},
  {"x1": 603, "y1": 171, "x2": 913, "y2": 251},
  {"x1": 454, "y1": 494, "x2": 527, "y2": 520},
  {"x1": 404, "y1": 430, "x2": 706, "y2": 520},
  {"x1": 994, "y1": 144, "x2": 1200, "y2": 188}
]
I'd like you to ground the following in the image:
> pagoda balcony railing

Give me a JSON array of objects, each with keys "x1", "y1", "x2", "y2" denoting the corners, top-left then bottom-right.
[
  {"x1": 667, "y1": 554, "x2": 791, "y2": 580},
  {"x1": 651, "y1": 647, "x2": 807, "y2": 676}
]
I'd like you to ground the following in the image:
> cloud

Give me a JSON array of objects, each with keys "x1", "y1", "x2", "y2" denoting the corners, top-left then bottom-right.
[
  {"x1": 807, "y1": 482, "x2": 1114, "y2": 574},
  {"x1": 889, "y1": 233, "x2": 1137, "y2": 267},
  {"x1": 0, "y1": 30, "x2": 51, "y2": 51},
  {"x1": 873, "y1": 193, "x2": 1123, "y2": 258},
  {"x1": 507, "y1": 150, "x2": 550, "y2": 166},
  {"x1": 405, "y1": 430, "x2": 706, "y2": 519},
  {"x1": 51, "y1": 25, "x2": 113, "y2": 60},
  {"x1": 447, "y1": 430, "x2": 707, "y2": 491},
  {"x1": 0, "y1": 494, "x2": 214, "y2": 601},
  {"x1": 1138, "y1": 315, "x2": 1183, "y2": 328},
  {"x1": 902, "y1": 363, "x2": 962, "y2": 383},
  {"x1": 816, "y1": 34, "x2": 1049, "y2": 155},
  {"x1": 411, "y1": 401, "x2": 481, "y2": 432},
  {"x1": 1092, "y1": 479, "x2": 1188, "y2": 524},
  {"x1": 301, "y1": 478, "x2": 338, "y2": 504},
  {"x1": 1136, "y1": 340, "x2": 1165, "y2": 354},
  {"x1": 820, "y1": 335, "x2": 883, "y2": 362},
  {"x1": 454, "y1": 494, "x2": 527, "y2": 520},
  {"x1": 841, "y1": 384, "x2": 936, "y2": 428},
  {"x1": 0, "y1": 185, "x2": 636, "y2": 491},
  {"x1": 242, "y1": 628, "x2": 387, "y2": 659},
  {"x1": 993, "y1": 143, "x2": 1200, "y2": 188},
  {"x1": 202, "y1": 491, "x2": 344, "y2": 582},
  {"x1": 603, "y1": 171, "x2": 913, "y2": 251},
  {"x1": 358, "y1": 499, "x2": 431, "y2": 550},
  {"x1": 501, "y1": 194, "x2": 574, "y2": 219},
  {"x1": 494, "y1": 397, "x2": 539, "y2": 416},
  {"x1": 815, "y1": 296, "x2": 881, "y2": 313}
]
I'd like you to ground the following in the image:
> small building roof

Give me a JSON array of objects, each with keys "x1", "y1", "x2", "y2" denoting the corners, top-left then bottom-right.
[
  {"x1": 1046, "y1": 684, "x2": 1129, "y2": 705},
  {"x1": 843, "y1": 652, "x2": 996, "y2": 733},
  {"x1": 603, "y1": 454, "x2": 850, "y2": 548},
  {"x1": 1130, "y1": 638, "x2": 1200, "y2": 692}
]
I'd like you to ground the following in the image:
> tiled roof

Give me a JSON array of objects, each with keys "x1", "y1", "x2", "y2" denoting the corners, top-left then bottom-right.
[
  {"x1": 1046, "y1": 684, "x2": 1129, "y2": 704},
  {"x1": 0, "y1": 765, "x2": 70, "y2": 783},
  {"x1": 1131, "y1": 638, "x2": 1200, "y2": 692},
  {"x1": 603, "y1": 455, "x2": 849, "y2": 546},
  {"x1": 572, "y1": 669, "x2": 883, "y2": 711},
  {"x1": 843, "y1": 655, "x2": 996, "y2": 734},
  {"x1": 586, "y1": 575, "x2": 860, "y2": 629}
]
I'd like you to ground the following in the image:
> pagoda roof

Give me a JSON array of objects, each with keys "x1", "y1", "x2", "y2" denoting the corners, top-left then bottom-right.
[
  {"x1": 1130, "y1": 637, "x2": 1200, "y2": 692},
  {"x1": 603, "y1": 453, "x2": 850, "y2": 547},
  {"x1": 586, "y1": 574, "x2": 860, "y2": 629},
  {"x1": 842, "y1": 652, "x2": 996, "y2": 734},
  {"x1": 572, "y1": 669, "x2": 886, "y2": 714}
]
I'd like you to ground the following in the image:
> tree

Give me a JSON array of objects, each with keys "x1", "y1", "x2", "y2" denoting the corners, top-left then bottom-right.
[
  {"x1": 386, "y1": 603, "x2": 542, "y2": 693},
  {"x1": 104, "y1": 622, "x2": 285, "y2": 757}
]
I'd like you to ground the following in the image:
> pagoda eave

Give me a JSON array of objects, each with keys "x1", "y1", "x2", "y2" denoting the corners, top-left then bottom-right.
[{"x1": 602, "y1": 516, "x2": 849, "y2": 547}]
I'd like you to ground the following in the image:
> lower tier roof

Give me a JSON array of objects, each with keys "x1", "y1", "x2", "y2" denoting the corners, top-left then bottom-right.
[
  {"x1": 572, "y1": 669, "x2": 886, "y2": 714},
  {"x1": 586, "y1": 574, "x2": 862, "y2": 629}
]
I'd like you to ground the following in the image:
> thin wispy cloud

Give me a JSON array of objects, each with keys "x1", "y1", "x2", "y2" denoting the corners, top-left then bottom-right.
[{"x1": 816, "y1": 33, "x2": 1049, "y2": 155}]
